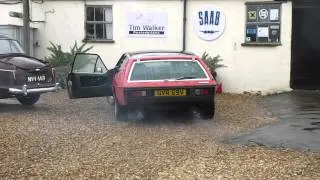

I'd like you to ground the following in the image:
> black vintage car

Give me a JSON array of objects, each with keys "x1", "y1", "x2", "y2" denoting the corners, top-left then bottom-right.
[{"x1": 0, "y1": 35, "x2": 59, "y2": 105}]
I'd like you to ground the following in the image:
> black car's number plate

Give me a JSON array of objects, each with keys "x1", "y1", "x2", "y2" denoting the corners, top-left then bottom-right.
[{"x1": 27, "y1": 75, "x2": 46, "y2": 82}]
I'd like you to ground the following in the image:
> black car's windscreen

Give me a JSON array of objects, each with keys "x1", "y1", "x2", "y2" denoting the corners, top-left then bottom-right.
[
  {"x1": 0, "y1": 39, "x2": 24, "y2": 54},
  {"x1": 129, "y1": 60, "x2": 208, "y2": 81}
]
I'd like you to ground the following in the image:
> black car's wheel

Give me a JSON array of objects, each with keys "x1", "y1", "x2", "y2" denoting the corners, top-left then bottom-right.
[
  {"x1": 16, "y1": 94, "x2": 40, "y2": 106},
  {"x1": 199, "y1": 103, "x2": 215, "y2": 120},
  {"x1": 114, "y1": 99, "x2": 128, "y2": 121}
]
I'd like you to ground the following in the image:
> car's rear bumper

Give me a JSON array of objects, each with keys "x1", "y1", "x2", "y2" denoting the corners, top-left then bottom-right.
[
  {"x1": 123, "y1": 86, "x2": 216, "y2": 110},
  {"x1": 9, "y1": 83, "x2": 60, "y2": 95},
  {"x1": 125, "y1": 95, "x2": 215, "y2": 110}
]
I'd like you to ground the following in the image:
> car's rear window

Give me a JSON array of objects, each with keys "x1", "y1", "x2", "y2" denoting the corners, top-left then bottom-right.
[{"x1": 129, "y1": 60, "x2": 208, "y2": 81}]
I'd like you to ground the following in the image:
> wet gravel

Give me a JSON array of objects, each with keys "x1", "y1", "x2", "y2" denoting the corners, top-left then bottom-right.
[{"x1": 0, "y1": 91, "x2": 319, "y2": 179}]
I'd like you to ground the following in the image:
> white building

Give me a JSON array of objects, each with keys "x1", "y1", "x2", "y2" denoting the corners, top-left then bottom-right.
[{"x1": 0, "y1": 0, "x2": 293, "y2": 94}]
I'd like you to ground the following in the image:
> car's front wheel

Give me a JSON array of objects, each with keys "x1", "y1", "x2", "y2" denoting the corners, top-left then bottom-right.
[
  {"x1": 16, "y1": 94, "x2": 40, "y2": 106},
  {"x1": 114, "y1": 99, "x2": 128, "y2": 121}
]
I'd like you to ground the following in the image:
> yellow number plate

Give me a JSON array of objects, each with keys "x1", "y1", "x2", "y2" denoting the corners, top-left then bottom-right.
[{"x1": 154, "y1": 89, "x2": 187, "y2": 96}]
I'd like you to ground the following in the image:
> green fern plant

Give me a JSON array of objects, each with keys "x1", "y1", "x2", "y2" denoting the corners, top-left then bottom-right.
[
  {"x1": 45, "y1": 41, "x2": 93, "y2": 67},
  {"x1": 201, "y1": 52, "x2": 226, "y2": 78}
]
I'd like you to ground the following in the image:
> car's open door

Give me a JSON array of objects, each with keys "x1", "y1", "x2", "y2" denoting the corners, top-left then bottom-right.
[{"x1": 67, "y1": 53, "x2": 114, "y2": 99}]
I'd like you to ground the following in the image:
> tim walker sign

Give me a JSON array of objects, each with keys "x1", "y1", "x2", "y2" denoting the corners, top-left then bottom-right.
[
  {"x1": 193, "y1": 6, "x2": 226, "y2": 41},
  {"x1": 126, "y1": 12, "x2": 168, "y2": 38}
]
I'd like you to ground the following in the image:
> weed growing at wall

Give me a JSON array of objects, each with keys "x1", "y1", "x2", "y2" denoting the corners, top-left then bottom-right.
[{"x1": 201, "y1": 52, "x2": 226, "y2": 79}]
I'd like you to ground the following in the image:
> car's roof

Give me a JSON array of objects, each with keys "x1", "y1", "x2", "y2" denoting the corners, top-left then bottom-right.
[{"x1": 127, "y1": 50, "x2": 196, "y2": 58}]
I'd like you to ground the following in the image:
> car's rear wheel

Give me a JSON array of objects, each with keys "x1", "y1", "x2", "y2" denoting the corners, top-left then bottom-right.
[
  {"x1": 114, "y1": 99, "x2": 128, "y2": 121},
  {"x1": 199, "y1": 102, "x2": 215, "y2": 120},
  {"x1": 16, "y1": 94, "x2": 40, "y2": 106}
]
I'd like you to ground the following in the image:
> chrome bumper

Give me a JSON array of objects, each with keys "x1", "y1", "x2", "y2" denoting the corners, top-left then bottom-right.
[{"x1": 9, "y1": 83, "x2": 60, "y2": 95}]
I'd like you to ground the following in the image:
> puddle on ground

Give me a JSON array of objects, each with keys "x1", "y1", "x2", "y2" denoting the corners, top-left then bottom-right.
[{"x1": 303, "y1": 121, "x2": 320, "y2": 131}]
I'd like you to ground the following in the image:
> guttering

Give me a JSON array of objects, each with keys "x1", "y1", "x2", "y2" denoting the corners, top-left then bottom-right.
[{"x1": 182, "y1": 0, "x2": 187, "y2": 52}]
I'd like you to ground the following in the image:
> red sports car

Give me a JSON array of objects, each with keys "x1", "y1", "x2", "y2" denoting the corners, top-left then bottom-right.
[{"x1": 67, "y1": 51, "x2": 217, "y2": 120}]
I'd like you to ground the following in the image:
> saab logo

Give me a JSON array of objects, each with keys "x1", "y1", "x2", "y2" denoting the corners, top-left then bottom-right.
[{"x1": 194, "y1": 6, "x2": 226, "y2": 41}]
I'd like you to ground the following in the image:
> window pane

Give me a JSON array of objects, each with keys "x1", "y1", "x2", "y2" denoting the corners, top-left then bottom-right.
[
  {"x1": 87, "y1": 7, "x2": 94, "y2": 21},
  {"x1": 104, "y1": 7, "x2": 112, "y2": 22},
  {"x1": 106, "y1": 23, "x2": 113, "y2": 40},
  {"x1": 95, "y1": 7, "x2": 104, "y2": 21},
  {"x1": 11, "y1": 40, "x2": 24, "y2": 53},
  {"x1": 0, "y1": 39, "x2": 12, "y2": 54},
  {"x1": 130, "y1": 61, "x2": 208, "y2": 81},
  {"x1": 86, "y1": 23, "x2": 95, "y2": 39},
  {"x1": 95, "y1": 58, "x2": 108, "y2": 73},
  {"x1": 73, "y1": 54, "x2": 98, "y2": 73},
  {"x1": 96, "y1": 24, "x2": 105, "y2": 39}
]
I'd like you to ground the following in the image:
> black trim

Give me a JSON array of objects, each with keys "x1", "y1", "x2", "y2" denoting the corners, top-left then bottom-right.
[
  {"x1": 125, "y1": 96, "x2": 215, "y2": 110},
  {"x1": 245, "y1": 1, "x2": 284, "y2": 5},
  {"x1": 241, "y1": 43, "x2": 282, "y2": 47},
  {"x1": 82, "y1": 39, "x2": 115, "y2": 43},
  {"x1": 127, "y1": 50, "x2": 196, "y2": 57}
]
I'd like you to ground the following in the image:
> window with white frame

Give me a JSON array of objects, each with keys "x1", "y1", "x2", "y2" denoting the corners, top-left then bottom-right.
[{"x1": 85, "y1": 6, "x2": 113, "y2": 41}]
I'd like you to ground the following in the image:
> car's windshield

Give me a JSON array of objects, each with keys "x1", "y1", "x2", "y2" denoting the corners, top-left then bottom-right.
[
  {"x1": 129, "y1": 60, "x2": 208, "y2": 81},
  {"x1": 0, "y1": 39, "x2": 25, "y2": 54}
]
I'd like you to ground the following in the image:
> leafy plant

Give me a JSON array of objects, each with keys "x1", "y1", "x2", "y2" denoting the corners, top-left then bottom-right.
[
  {"x1": 45, "y1": 41, "x2": 93, "y2": 67},
  {"x1": 201, "y1": 52, "x2": 226, "y2": 78},
  {"x1": 44, "y1": 41, "x2": 94, "y2": 88}
]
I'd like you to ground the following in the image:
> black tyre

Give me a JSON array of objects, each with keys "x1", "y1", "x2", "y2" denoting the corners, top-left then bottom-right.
[
  {"x1": 114, "y1": 99, "x2": 128, "y2": 121},
  {"x1": 16, "y1": 94, "x2": 40, "y2": 106},
  {"x1": 199, "y1": 102, "x2": 215, "y2": 120}
]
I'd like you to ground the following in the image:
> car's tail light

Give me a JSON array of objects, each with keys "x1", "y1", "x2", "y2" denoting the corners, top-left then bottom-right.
[
  {"x1": 131, "y1": 90, "x2": 147, "y2": 97},
  {"x1": 194, "y1": 89, "x2": 209, "y2": 95}
]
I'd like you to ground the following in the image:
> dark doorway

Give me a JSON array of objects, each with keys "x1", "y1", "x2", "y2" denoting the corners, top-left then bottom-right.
[{"x1": 291, "y1": 0, "x2": 320, "y2": 89}]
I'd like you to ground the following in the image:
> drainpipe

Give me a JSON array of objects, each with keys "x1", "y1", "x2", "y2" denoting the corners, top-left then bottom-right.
[
  {"x1": 182, "y1": 0, "x2": 187, "y2": 52},
  {"x1": 23, "y1": 0, "x2": 30, "y2": 55}
]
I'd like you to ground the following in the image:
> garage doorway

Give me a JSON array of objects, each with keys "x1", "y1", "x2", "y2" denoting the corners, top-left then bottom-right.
[{"x1": 291, "y1": 0, "x2": 320, "y2": 89}]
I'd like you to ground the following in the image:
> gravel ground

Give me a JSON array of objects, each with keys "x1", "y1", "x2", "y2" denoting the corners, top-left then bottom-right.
[{"x1": 0, "y1": 91, "x2": 319, "y2": 179}]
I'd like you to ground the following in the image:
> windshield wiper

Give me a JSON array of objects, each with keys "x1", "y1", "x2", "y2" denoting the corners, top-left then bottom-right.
[{"x1": 175, "y1": 76, "x2": 197, "y2": 80}]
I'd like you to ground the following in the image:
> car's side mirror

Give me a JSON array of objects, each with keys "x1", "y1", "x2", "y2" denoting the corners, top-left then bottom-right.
[{"x1": 95, "y1": 67, "x2": 103, "y2": 73}]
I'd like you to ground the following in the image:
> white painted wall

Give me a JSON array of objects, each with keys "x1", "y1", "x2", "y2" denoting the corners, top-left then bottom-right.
[
  {"x1": 0, "y1": 2, "x2": 42, "y2": 28},
  {"x1": 0, "y1": 2, "x2": 43, "y2": 55},
  {"x1": 36, "y1": 0, "x2": 183, "y2": 68},
  {"x1": 187, "y1": 0, "x2": 292, "y2": 94},
  {"x1": 0, "y1": 3, "x2": 23, "y2": 26},
  {"x1": 0, "y1": 0, "x2": 293, "y2": 94}
]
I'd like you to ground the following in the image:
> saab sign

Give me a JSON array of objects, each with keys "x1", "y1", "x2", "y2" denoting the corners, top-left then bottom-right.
[{"x1": 194, "y1": 6, "x2": 226, "y2": 41}]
